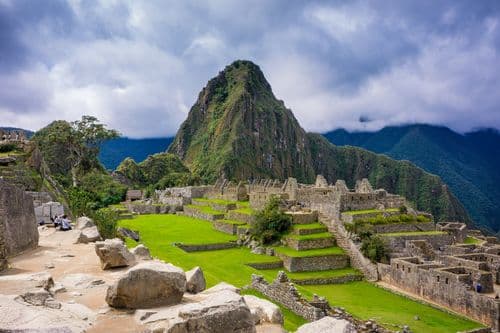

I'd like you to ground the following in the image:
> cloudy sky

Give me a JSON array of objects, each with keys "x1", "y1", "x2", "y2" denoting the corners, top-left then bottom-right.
[{"x1": 1, "y1": 0, "x2": 500, "y2": 137}]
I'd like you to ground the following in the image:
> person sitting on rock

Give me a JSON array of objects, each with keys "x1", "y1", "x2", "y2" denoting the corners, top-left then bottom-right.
[{"x1": 60, "y1": 215, "x2": 72, "y2": 231}]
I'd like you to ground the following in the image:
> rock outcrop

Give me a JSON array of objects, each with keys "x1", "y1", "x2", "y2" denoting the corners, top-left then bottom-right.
[
  {"x1": 296, "y1": 317, "x2": 356, "y2": 333},
  {"x1": 94, "y1": 238, "x2": 136, "y2": 270},
  {"x1": 131, "y1": 244, "x2": 152, "y2": 260},
  {"x1": 0, "y1": 179, "x2": 39, "y2": 258},
  {"x1": 117, "y1": 226, "x2": 140, "y2": 242},
  {"x1": 243, "y1": 295, "x2": 283, "y2": 325},
  {"x1": 76, "y1": 226, "x2": 101, "y2": 244},
  {"x1": 185, "y1": 266, "x2": 206, "y2": 293},
  {"x1": 141, "y1": 289, "x2": 256, "y2": 333},
  {"x1": 106, "y1": 261, "x2": 186, "y2": 309},
  {"x1": 76, "y1": 216, "x2": 94, "y2": 230}
]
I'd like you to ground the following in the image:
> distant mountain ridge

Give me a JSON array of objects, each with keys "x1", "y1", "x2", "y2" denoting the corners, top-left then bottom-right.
[
  {"x1": 99, "y1": 137, "x2": 173, "y2": 170},
  {"x1": 325, "y1": 125, "x2": 500, "y2": 232},
  {"x1": 167, "y1": 60, "x2": 469, "y2": 224}
]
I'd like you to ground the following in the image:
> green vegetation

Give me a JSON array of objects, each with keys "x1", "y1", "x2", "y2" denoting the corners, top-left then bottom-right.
[
  {"x1": 325, "y1": 124, "x2": 500, "y2": 233},
  {"x1": 218, "y1": 219, "x2": 247, "y2": 225},
  {"x1": 258, "y1": 267, "x2": 361, "y2": 280},
  {"x1": 241, "y1": 289, "x2": 307, "y2": 331},
  {"x1": 293, "y1": 223, "x2": 326, "y2": 231},
  {"x1": 301, "y1": 282, "x2": 482, "y2": 333},
  {"x1": 115, "y1": 153, "x2": 199, "y2": 195},
  {"x1": 251, "y1": 197, "x2": 292, "y2": 245},
  {"x1": 360, "y1": 236, "x2": 389, "y2": 263},
  {"x1": 92, "y1": 207, "x2": 119, "y2": 239},
  {"x1": 273, "y1": 246, "x2": 345, "y2": 258},
  {"x1": 118, "y1": 214, "x2": 482, "y2": 333},
  {"x1": 463, "y1": 236, "x2": 482, "y2": 244},
  {"x1": 380, "y1": 231, "x2": 447, "y2": 237},
  {"x1": 0, "y1": 143, "x2": 17, "y2": 153}
]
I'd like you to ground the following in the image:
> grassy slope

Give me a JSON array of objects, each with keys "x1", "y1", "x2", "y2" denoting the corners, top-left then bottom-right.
[{"x1": 119, "y1": 214, "x2": 482, "y2": 333}]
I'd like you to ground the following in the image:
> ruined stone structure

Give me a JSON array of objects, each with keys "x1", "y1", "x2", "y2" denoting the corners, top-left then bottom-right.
[
  {"x1": 0, "y1": 129, "x2": 27, "y2": 142},
  {"x1": 379, "y1": 255, "x2": 500, "y2": 330},
  {"x1": 0, "y1": 180, "x2": 38, "y2": 264}
]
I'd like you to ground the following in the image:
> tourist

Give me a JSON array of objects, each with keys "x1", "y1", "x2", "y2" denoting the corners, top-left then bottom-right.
[
  {"x1": 60, "y1": 215, "x2": 72, "y2": 231},
  {"x1": 54, "y1": 215, "x2": 62, "y2": 228}
]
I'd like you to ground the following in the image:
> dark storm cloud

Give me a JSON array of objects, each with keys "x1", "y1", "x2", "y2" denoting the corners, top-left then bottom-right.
[{"x1": 0, "y1": 0, "x2": 499, "y2": 136}]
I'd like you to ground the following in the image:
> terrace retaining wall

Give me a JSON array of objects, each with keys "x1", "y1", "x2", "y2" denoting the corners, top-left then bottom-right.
[
  {"x1": 286, "y1": 236, "x2": 335, "y2": 251},
  {"x1": 227, "y1": 211, "x2": 255, "y2": 224},
  {"x1": 175, "y1": 242, "x2": 237, "y2": 252},
  {"x1": 277, "y1": 253, "x2": 349, "y2": 272}
]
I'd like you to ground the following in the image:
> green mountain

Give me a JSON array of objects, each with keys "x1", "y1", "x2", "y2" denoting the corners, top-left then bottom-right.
[
  {"x1": 325, "y1": 125, "x2": 500, "y2": 232},
  {"x1": 168, "y1": 60, "x2": 470, "y2": 224}
]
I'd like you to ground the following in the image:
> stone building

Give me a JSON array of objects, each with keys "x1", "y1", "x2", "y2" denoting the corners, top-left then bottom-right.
[{"x1": 0, "y1": 129, "x2": 27, "y2": 142}]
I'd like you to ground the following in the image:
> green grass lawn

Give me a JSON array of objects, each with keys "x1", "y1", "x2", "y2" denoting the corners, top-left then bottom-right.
[
  {"x1": 287, "y1": 232, "x2": 333, "y2": 241},
  {"x1": 380, "y1": 231, "x2": 447, "y2": 237},
  {"x1": 237, "y1": 201, "x2": 250, "y2": 208},
  {"x1": 343, "y1": 208, "x2": 399, "y2": 215},
  {"x1": 233, "y1": 207, "x2": 254, "y2": 215},
  {"x1": 274, "y1": 246, "x2": 345, "y2": 257},
  {"x1": 118, "y1": 214, "x2": 483, "y2": 333},
  {"x1": 462, "y1": 236, "x2": 482, "y2": 244},
  {"x1": 298, "y1": 282, "x2": 482, "y2": 333},
  {"x1": 258, "y1": 267, "x2": 361, "y2": 281}
]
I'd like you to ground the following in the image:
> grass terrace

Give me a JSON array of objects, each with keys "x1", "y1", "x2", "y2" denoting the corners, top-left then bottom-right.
[
  {"x1": 192, "y1": 198, "x2": 237, "y2": 205},
  {"x1": 258, "y1": 267, "x2": 361, "y2": 281},
  {"x1": 462, "y1": 236, "x2": 482, "y2": 245},
  {"x1": 293, "y1": 223, "x2": 327, "y2": 230},
  {"x1": 273, "y1": 246, "x2": 345, "y2": 258},
  {"x1": 185, "y1": 204, "x2": 224, "y2": 215},
  {"x1": 287, "y1": 232, "x2": 333, "y2": 241},
  {"x1": 232, "y1": 207, "x2": 254, "y2": 215},
  {"x1": 118, "y1": 214, "x2": 483, "y2": 333},
  {"x1": 218, "y1": 219, "x2": 247, "y2": 226},
  {"x1": 380, "y1": 231, "x2": 447, "y2": 237}
]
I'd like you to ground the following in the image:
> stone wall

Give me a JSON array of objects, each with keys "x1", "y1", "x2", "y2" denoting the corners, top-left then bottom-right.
[
  {"x1": 0, "y1": 180, "x2": 38, "y2": 257},
  {"x1": 292, "y1": 273, "x2": 363, "y2": 286},
  {"x1": 126, "y1": 203, "x2": 170, "y2": 215},
  {"x1": 212, "y1": 220, "x2": 239, "y2": 235},
  {"x1": 380, "y1": 257, "x2": 500, "y2": 330},
  {"x1": 181, "y1": 206, "x2": 224, "y2": 221},
  {"x1": 381, "y1": 233, "x2": 454, "y2": 253},
  {"x1": 372, "y1": 222, "x2": 435, "y2": 234},
  {"x1": 286, "y1": 236, "x2": 335, "y2": 251},
  {"x1": 277, "y1": 253, "x2": 349, "y2": 272},
  {"x1": 251, "y1": 273, "x2": 326, "y2": 321},
  {"x1": 285, "y1": 211, "x2": 318, "y2": 224},
  {"x1": 246, "y1": 261, "x2": 284, "y2": 270},
  {"x1": 226, "y1": 211, "x2": 255, "y2": 224},
  {"x1": 33, "y1": 202, "x2": 64, "y2": 223}
]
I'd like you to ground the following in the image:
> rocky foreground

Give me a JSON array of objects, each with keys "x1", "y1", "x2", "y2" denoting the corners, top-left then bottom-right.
[{"x1": 0, "y1": 222, "x2": 354, "y2": 333}]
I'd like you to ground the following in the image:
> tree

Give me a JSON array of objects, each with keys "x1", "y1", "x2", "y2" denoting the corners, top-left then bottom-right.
[
  {"x1": 251, "y1": 196, "x2": 292, "y2": 245},
  {"x1": 38, "y1": 116, "x2": 119, "y2": 186},
  {"x1": 68, "y1": 116, "x2": 119, "y2": 186}
]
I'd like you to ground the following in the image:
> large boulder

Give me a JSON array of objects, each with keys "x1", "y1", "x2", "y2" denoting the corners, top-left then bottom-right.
[
  {"x1": 243, "y1": 295, "x2": 283, "y2": 325},
  {"x1": 186, "y1": 266, "x2": 206, "y2": 293},
  {"x1": 94, "y1": 238, "x2": 136, "y2": 270},
  {"x1": 76, "y1": 226, "x2": 101, "y2": 244},
  {"x1": 201, "y1": 282, "x2": 240, "y2": 295},
  {"x1": 131, "y1": 244, "x2": 152, "y2": 260},
  {"x1": 296, "y1": 317, "x2": 356, "y2": 333},
  {"x1": 142, "y1": 290, "x2": 256, "y2": 333},
  {"x1": 76, "y1": 216, "x2": 95, "y2": 230},
  {"x1": 106, "y1": 261, "x2": 186, "y2": 309}
]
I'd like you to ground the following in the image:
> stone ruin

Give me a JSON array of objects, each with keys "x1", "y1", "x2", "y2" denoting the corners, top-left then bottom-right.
[
  {"x1": 0, "y1": 179, "x2": 39, "y2": 270},
  {"x1": 0, "y1": 129, "x2": 27, "y2": 143}
]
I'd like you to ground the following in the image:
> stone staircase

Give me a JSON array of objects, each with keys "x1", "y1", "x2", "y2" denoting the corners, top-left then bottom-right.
[{"x1": 319, "y1": 212, "x2": 379, "y2": 281}]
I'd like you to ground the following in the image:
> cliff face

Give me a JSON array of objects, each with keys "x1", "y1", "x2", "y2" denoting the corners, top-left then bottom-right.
[{"x1": 168, "y1": 60, "x2": 471, "y2": 223}]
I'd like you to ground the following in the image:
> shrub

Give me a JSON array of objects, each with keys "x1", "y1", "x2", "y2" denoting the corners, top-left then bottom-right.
[
  {"x1": 251, "y1": 196, "x2": 292, "y2": 245},
  {"x1": 0, "y1": 143, "x2": 16, "y2": 153},
  {"x1": 399, "y1": 205, "x2": 408, "y2": 214},
  {"x1": 361, "y1": 236, "x2": 389, "y2": 263},
  {"x1": 91, "y1": 208, "x2": 119, "y2": 239}
]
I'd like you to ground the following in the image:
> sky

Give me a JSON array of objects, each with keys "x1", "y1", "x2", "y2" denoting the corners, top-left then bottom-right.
[{"x1": 1, "y1": 0, "x2": 500, "y2": 138}]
